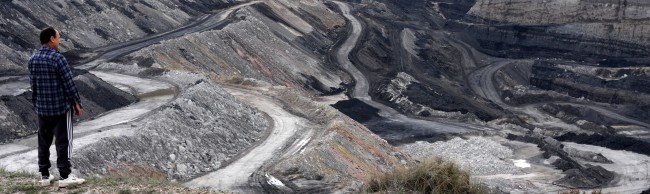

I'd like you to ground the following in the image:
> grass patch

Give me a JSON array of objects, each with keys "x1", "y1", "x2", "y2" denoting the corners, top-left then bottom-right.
[
  {"x1": 0, "y1": 167, "x2": 35, "y2": 178},
  {"x1": 118, "y1": 188, "x2": 133, "y2": 194},
  {"x1": 0, "y1": 167, "x2": 40, "y2": 194},
  {"x1": 8, "y1": 184, "x2": 40, "y2": 194},
  {"x1": 364, "y1": 157, "x2": 488, "y2": 194}
]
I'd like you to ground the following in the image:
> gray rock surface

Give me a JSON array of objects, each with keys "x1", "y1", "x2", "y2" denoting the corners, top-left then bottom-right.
[
  {"x1": 73, "y1": 72, "x2": 270, "y2": 180},
  {"x1": 539, "y1": 137, "x2": 616, "y2": 188},
  {"x1": 0, "y1": 101, "x2": 32, "y2": 144},
  {"x1": 256, "y1": 86, "x2": 410, "y2": 192},
  {"x1": 373, "y1": 72, "x2": 468, "y2": 119},
  {"x1": 399, "y1": 137, "x2": 523, "y2": 176},
  {"x1": 469, "y1": 0, "x2": 650, "y2": 46},
  {"x1": 126, "y1": 7, "x2": 346, "y2": 94}
]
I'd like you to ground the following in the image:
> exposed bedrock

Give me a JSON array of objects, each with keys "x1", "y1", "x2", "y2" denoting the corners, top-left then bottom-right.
[
  {"x1": 372, "y1": 72, "x2": 487, "y2": 121},
  {"x1": 467, "y1": 0, "x2": 650, "y2": 40},
  {"x1": 530, "y1": 61, "x2": 650, "y2": 121},
  {"x1": 532, "y1": 61, "x2": 650, "y2": 96},
  {"x1": 539, "y1": 104, "x2": 615, "y2": 133},
  {"x1": 0, "y1": 71, "x2": 136, "y2": 144},
  {"x1": 430, "y1": 0, "x2": 650, "y2": 65},
  {"x1": 448, "y1": 22, "x2": 650, "y2": 64}
]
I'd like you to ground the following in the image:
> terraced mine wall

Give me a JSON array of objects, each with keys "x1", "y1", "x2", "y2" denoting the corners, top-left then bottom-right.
[
  {"x1": 349, "y1": 0, "x2": 506, "y2": 122},
  {"x1": 530, "y1": 62, "x2": 650, "y2": 121},
  {"x1": 434, "y1": 0, "x2": 650, "y2": 65},
  {"x1": 448, "y1": 22, "x2": 650, "y2": 65}
]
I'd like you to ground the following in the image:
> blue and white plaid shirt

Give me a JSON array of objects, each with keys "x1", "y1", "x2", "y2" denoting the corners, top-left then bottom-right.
[{"x1": 28, "y1": 46, "x2": 82, "y2": 116}]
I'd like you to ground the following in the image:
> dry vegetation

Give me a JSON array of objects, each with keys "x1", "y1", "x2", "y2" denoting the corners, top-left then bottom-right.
[
  {"x1": 559, "y1": 190, "x2": 602, "y2": 194},
  {"x1": 0, "y1": 167, "x2": 225, "y2": 194},
  {"x1": 364, "y1": 157, "x2": 488, "y2": 194}
]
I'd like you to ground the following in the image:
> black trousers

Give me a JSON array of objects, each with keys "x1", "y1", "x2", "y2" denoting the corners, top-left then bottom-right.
[{"x1": 37, "y1": 111, "x2": 72, "y2": 178}]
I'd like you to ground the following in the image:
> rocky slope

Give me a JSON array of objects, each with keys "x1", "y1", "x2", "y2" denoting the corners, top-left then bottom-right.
[
  {"x1": 469, "y1": 0, "x2": 650, "y2": 46},
  {"x1": 3, "y1": 0, "x2": 650, "y2": 193},
  {"x1": 73, "y1": 72, "x2": 270, "y2": 180},
  {"x1": 265, "y1": 86, "x2": 407, "y2": 192},
  {"x1": 124, "y1": 6, "x2": 346, "y2": 94},
  {"x1": 445, "y1": 0, "x2": 650, "y2": 64},
  {"x1": 112, "y1": 1, "x2": 410, "y2": 190},
  {"x1": 0, "y1": 0, "x2": 242, "y2": 75}
]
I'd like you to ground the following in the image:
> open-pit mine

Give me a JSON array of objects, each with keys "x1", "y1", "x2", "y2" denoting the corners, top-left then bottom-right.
[{"x1": 1, "y1": 0, "x2": 650, "y2": 193}]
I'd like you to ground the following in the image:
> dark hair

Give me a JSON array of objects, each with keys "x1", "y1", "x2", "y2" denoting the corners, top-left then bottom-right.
[{"x1": 40, "y1": 27, "x2": 57, "y2": 44}]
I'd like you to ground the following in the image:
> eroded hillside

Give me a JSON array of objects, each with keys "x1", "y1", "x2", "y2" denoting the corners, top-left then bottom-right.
[{"x1": 0, "y1": 0, "x2": 408, "y2": 193}]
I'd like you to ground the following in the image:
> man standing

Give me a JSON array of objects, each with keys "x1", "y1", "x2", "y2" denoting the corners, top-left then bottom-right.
[{"x1": 28, "y1": 27, "x2": 85, "y2": 187}]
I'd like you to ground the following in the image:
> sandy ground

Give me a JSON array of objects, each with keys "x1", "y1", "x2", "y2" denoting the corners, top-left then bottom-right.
[
  {"x1": 184, "y1": 86, "x2": 311, "y2": 193},
  {"x1": 0, "y1": 71, "x2": 175, "y2": 173}
]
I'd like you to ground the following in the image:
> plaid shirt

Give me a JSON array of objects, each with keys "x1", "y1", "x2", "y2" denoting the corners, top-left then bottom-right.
[{"x1": 28, "y1": 46, "x2": 82, "y2": 116}]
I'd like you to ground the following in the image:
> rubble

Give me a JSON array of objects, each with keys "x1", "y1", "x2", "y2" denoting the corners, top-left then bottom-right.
[{"x1": 399, "y1": 137, "x2": 522, "y2": 176}]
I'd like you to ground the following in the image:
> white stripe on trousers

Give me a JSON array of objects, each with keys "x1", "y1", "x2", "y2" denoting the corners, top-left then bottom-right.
[{"x1": 67, "y1": 111, "x2": 72, "y2": 157}]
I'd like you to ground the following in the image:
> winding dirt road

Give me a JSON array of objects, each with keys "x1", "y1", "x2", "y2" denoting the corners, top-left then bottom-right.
[
  {"x1": 0, "y1": 0, "x2": 263, "y2": 159},
  {"x1": 1, "y1": 1, "x2": 316, "y2": 191},
  {"x1": 0, "y1": 1, "x2": 318, "y2": 192},
  {"x1": 0, "y1": 1, "x2": 261, "y2": 97},
  {"x1": 468, "y1": 59, "x2": 650, "y2": 129},
  {"x1": 77, "y1": 1, "x2": 262, "y2": 70},
  {"x1": 184, "y1": 86, "x2": 312, "y2": 193},
  {"x1": 332, "y1": 1, "x2": 480, "y2": 135},
  {"x1": 464, "y1": 23, "x2": 650, "y2": 194}
]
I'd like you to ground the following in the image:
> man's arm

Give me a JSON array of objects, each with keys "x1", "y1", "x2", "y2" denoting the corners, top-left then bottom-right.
[
  {"x1": 56, "y1": 55, "x2": 83, "y2": 116},
  {"x1": 28, "y1": 63, "x2": 37, "y2": 106}
]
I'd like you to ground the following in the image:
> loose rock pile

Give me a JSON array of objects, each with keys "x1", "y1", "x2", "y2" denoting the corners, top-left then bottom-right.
[
  {"x1": 74, "y1": 72, "x2": 270, "y2": 180},
  {"x1": 399, "y1": 137, "x2": 522, "y2": 176}
]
